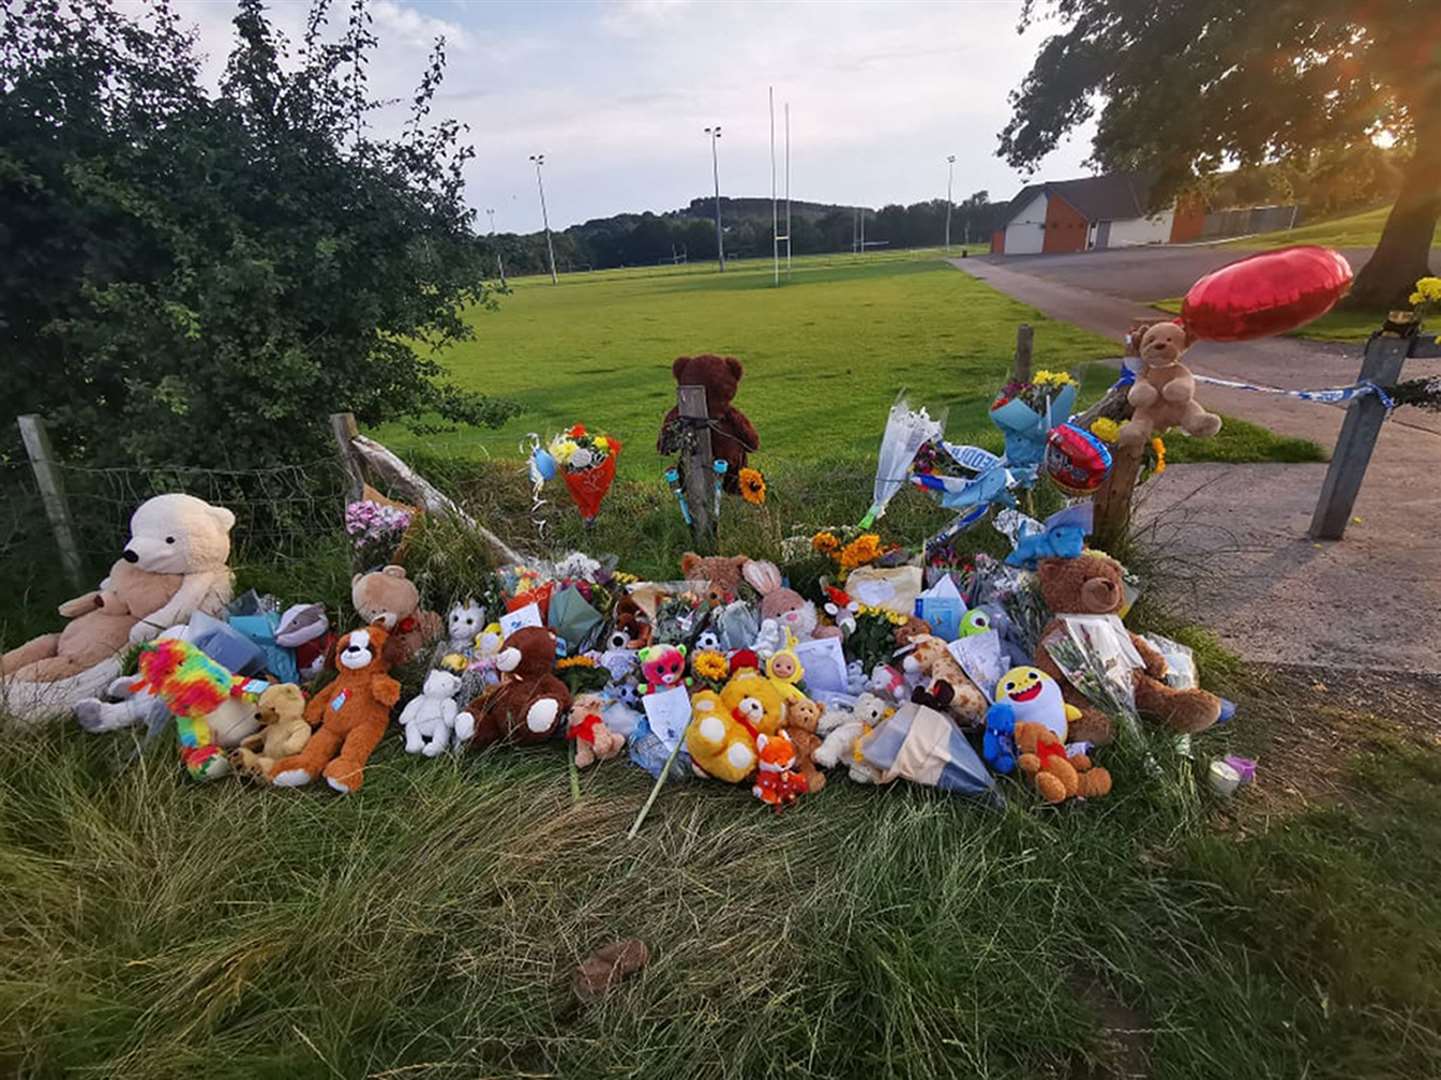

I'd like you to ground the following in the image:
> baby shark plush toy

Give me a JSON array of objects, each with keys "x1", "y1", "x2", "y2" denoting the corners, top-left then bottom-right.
[{"x1": 983, "y1": 665, "x2": 1081, "y2": 774}]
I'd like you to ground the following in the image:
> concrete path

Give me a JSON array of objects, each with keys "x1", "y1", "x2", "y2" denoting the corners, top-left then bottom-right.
[{"x1": 950, "y1": 254, "x2": 1441, "y2": 672}]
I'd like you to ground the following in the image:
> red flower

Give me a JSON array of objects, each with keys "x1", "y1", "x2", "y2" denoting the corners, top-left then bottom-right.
[{"x1": 568, "y1": 424, "x2": 587, "y2": 437}]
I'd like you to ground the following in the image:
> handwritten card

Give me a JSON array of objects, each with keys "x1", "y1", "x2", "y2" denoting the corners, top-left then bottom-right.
[
  {"x1": 947, "y1": 631, "x2": 1004, "y2": 700},
  {"x1": 642, "y1": 685, "x2": 693, "y2": 751},
  {"x1": 498, "y1": 601, "x2": 543, "y2": 639},
  {"x1": 793, "y1": 636, "x2": 849, "y2": 696}
]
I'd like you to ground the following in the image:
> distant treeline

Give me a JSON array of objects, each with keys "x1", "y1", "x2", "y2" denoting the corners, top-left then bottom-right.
[{"x1": 478, "y1": 192, "x2": 1005, "y2": 276}]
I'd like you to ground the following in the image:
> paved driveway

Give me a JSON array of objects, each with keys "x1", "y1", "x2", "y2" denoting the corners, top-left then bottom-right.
[
  {"x1": 949, "y1": 252, "x2": 1441, "y2": 673},
  {"x1": 971, "y1": 244, "x2": 1376, "y2": 302}
]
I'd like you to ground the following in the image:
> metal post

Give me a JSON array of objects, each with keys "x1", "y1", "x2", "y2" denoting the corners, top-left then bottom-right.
[
  {"x1": 530, "y1": 154, "x2": 558, "y2": 285},
  {"x1": 16, "y1": 414, "x2": 85, "y2": 590},
  {"x1": 944, "y1": 155, "x2": 956, "y2": 251},
  {"x1": 1308, "y1": 334, "x2": 1410, "y2": 540},
  {"x1": 770, "y1": 90, "x2": 778, "y2": 286},
  {"x1": 677, "y1": 385, "x2": 717, "y2": 546},
  {"x1": 785, "y1": 102, "x2": 791, "y2": 276},
  {"x1": 706, "y1": 126, "x2": 725, "y2": 272},
  {"x1": 486, "y1": 207, "x2": 506, "y2": 288}
]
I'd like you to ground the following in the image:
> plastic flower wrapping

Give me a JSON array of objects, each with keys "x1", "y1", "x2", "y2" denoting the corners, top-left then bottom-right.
[
  {"x1": 534, "y1": 424, "x2": 623, "y2": 524},
  {"x1": 859, "y1": 391, "x2": 946, "y2": 527}
]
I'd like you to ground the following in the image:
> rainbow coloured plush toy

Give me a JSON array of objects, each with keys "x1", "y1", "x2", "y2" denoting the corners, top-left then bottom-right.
[{"x1": 131, "y1": 637, "x2": 266, "y2": 780}]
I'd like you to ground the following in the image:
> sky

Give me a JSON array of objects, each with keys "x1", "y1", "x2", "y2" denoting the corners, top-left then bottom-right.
[{"x1": 162, "y1": 0, "x2": 1098, "y2": 232}]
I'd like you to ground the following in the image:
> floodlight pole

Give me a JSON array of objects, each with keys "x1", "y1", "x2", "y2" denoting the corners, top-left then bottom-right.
[
  {"x1": 486, "y1": 207, "x2": 506, "y2": 288},
  {"x1": 705, "y1": 126, "x2": 725, "y2": 272},
  {"x1": 944, "y1": 155, "x2": 956, "y2": 251},
  {"x1": 529, "y1": 154, "x2": 558, "y2": 285}
]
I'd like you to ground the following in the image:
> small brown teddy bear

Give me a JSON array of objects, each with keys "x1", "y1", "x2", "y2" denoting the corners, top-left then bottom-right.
[
  {"x1": 608, "y1": 596, "x2": 653, "y2": 649},
  {"x1": 566, "y1": 692, "x2": 626, "y2": 767},
  {"x1": 1118, "y1": 322, "x2": 1222, "y2": 447},
  {"x1": 1034, "y1": 553, "x2": 1228, "y2": 741},
  {"x1": 456, "y1": 626, "x2": 572, "y2": 749},
  {"x1": 680, "y1": 552, "x2": 751, "y2": 605},
  {"x1": 1013, "y1": 720, "x2": 1112, "y2": 804},
  {"x1": 893, "y1": 615, "x2": 932, "y2": 649},
  {"x1": 351, "y1": 565, "x2": 443, "y2": 666},
  {"x1": 782, "y1": 697, "x2": 827, "y2": 794},
  {"x1": 230, "y1": 683, "x2": 310, "y2": 781},
  {"x1": 657, "y1": 354, "x2": 760, "y2": 492}
]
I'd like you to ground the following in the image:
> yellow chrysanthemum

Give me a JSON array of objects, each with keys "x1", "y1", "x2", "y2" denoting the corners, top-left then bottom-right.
[
  {"x1": 812, "y1": 531, "x2": 841, "y2": 554},
  {"x1": 739, "y1": 467, "x2": 767, "y2": 505},
  {"x1": 692, "y1": 650, "x2": 729, "y2": 681},
  {"x1": 1090, "y1": 417, "x2": 1121, "y2": 444},
  {"x1": 556, "y1": 655, "x2": 597, "y2": 670}
]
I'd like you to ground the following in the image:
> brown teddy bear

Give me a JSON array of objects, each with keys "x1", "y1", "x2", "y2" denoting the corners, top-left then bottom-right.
[
  {"x1": 271, "y1": 626, "x2": 401, "y2": 794},
  {"x1": 1034, "y1": 553, "x2": 1228, "y2": 741},
  {"x1": 680, "y1": 552, "x2": 750, "y2": 605},
  {"x1": 657, "y1": 354, "x2": 759, "y2": 492},
  {"x1": 456, "y1": 626, "x2": 571, "y2": 749},
  {"x1": 351, "y1": 565, "x2": 442, "y2": 666},
  {"x1": 608, "y1": 596, "x2": 653, "y2": 649},
  {"x1": 1013, "y1": 720, "x2": 1112, "y2": 804},
  {"x1": 1, "y1": 559, "x2": 181, "y2": 683},
  {"x1": 893, "y1": 615, "x2": 932, "y2": 649},
  {"x1": 783, "y1": 697, "x2": 827, "y2": 794},
  {"x1": 1118, "y1": 322, "x2": 1222, "y2": 448},
  {"x1": 229, "y1": 683, "x2": 310, "y2": 781},
  {"x1": 566, "y1": 692, "x2": 626, "y2": 767}
]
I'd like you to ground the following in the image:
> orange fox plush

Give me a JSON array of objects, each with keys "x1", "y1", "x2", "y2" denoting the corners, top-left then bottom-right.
[
  {"x1": 752, "y1": 731, "x2": 808, "y2": 811},
  {"x1": 270, "y1": 625, "x2": 400, "y2": 794}
]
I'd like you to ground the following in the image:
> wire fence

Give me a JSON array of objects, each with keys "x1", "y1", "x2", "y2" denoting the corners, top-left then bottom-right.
[{"x1": 0, "y1": 454, "x2": 348, "y2": 589}]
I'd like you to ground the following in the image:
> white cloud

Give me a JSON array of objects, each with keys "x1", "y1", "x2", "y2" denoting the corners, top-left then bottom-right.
[{"x1": 139, "y1": 0, "x2": 1099, "y2": 230}]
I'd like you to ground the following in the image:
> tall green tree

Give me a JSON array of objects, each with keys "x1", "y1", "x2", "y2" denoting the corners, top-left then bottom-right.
[
  {"x1": 0, "y1": 0, "x2": 513, "y2": 469},
  {"x1": 999, "y1": 0, "x2": 1439, "y2": 307}
]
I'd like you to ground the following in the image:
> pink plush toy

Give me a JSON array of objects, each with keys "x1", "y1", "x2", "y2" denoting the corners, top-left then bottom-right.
[
  {"x1": 638, "y1": 643, "x2": 689, "y2": 695},
  {"x1": 743, "y1": 560, "x2": 836, "y2": 640}
]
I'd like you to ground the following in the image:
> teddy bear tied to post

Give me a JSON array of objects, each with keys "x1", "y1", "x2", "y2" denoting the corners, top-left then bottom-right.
[{"x1": 657, "y1": 354, "x2": 759, "y2": 493}]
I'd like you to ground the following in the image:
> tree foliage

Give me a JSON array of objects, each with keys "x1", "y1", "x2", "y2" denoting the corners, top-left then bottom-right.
[
  {"x1": 999, "y1": 0, "x2": 1440, "y2": 306},
  {"x1": 481, "y1": 193, "x2": 1005, "y2": 275},
  {"x1": 0, "y1": 0, "x2": 515, "y2": 469}
]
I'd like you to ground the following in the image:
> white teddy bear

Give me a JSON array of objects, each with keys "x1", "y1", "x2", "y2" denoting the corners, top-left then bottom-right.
[
  {"x1": 813, "y1": 692, "x2": 893, "y2": 784},
  {"x1": 120, "y1": 493, "x2": 237, "y2": 643},
  {"x1": 398, "y1": 669, "x2": 461, "y2": 756}
]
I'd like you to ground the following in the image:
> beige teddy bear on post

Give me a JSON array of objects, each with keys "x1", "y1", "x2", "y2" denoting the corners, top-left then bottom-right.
[{"x1": 1117, "y1": 322, "x2": 1222, "y2": 448}]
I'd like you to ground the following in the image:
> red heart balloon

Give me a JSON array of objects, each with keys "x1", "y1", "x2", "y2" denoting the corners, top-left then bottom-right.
[{"x1": 1181, "y1": 246, "x2": 1353, "y2": 342}]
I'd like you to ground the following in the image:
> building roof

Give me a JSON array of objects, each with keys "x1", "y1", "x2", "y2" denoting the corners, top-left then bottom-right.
[{"x1": 1000, "y1": 171, "x2": 1157, "y2": 226}]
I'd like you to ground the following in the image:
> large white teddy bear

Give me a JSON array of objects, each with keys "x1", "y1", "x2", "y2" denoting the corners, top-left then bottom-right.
[
  {"x1": 118, "y1": 493, "x2": 237, "y2": 643},
  {"x1": 1, "y1": 493, "x2": 236, "y2": 725}
]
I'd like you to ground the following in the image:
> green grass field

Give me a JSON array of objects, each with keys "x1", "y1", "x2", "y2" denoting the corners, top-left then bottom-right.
[
  {"x1": 380, "y1": 249, "x2": 1318, "y2": 471},
  {"x1": 1233, "y1": 203, "x2": 1438, "y2": 251},
  {"x1": 10, "y1": 250, "x2": 1431, "y2": 1079}
]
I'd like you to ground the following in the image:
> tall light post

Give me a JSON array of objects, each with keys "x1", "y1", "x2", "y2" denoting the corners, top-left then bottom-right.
[
  {"x1": 486, "y1": 207, "x2": 506, "y2": 288},
  {"x1": 528, "y1": 154, "x2": 558, "y2": 285},
  {"x1": 944, "y1": 155, "x2": 956, "y2": 251},
  {"x1": 704, "y1": 125, "x2": 725, "y2": 272}
]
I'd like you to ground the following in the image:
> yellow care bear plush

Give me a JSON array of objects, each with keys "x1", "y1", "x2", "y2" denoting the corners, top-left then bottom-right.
[{"x1": 685, "y1": 671, "x2": 785, "y2": 783}]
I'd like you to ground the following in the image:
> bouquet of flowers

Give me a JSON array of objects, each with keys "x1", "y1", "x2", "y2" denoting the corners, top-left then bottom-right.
[
  {"x1": 989, "y1": 370, "x2": 1079, "y2": 468},
  {"x1": 547, "y1": 424, "x2": 622, "y2": 525},
  {"x1": 344, "y1": 499, "x2": 412, "y2": 565}
]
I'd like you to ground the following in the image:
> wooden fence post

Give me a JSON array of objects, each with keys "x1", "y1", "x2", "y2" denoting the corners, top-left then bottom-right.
[
  {"x1": 17, "y1": 414, "x2": 86, "y2": 591},
  {"x1": 329, "y1": 412, "x2": 365, "y2": 506},
  {"x1": 1308, "y1": 334, "x2": 1412, "y2": 540},
  {"x1": 677, "y1": 385, "x2": 717, "y2": 547},
  {"x1": 1092, "y1": 440, "x2": 1146, "y2": 553},
  {"x1": 1012, "y1": 324, "x2": 1033, "y2": 382}
]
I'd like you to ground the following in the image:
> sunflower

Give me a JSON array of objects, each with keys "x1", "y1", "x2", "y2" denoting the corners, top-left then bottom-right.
[
  {"x1": 811, "y1": 531, "x2": 840, "y2": 554},
  {"x1": 556, "y1": 655, "x2": 597, "y2": 670},
  {"x1": 738, "y1": 467, "x2": 767, "y2": 505},
  {"x1": 692, "y1": 649, "x2": 729, "y2": 681}
]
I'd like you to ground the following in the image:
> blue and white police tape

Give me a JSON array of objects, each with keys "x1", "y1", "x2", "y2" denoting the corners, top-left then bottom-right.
[{"x1": 1108, "y1": 364, "x2": 1395, "y2": 413}]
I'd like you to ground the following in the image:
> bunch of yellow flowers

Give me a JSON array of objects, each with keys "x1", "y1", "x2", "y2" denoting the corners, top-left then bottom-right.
[
  {"x1": 1410, "y1": 276, "x2": 1441, "y2": 310},
  {"x1": 1031, "y1": 370, "x2": 1079, "y2": 390},
  {"x1": 1089, "y1": 417, "x2": 1121, "y2": 444}
]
